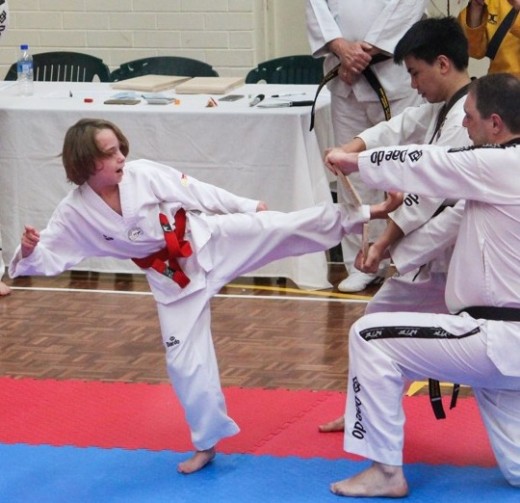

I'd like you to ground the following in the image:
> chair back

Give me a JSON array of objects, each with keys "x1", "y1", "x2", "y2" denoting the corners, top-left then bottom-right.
[
  {"x1": 245, "y1": 55, "x2": 324, "y2": 84},
  {"x1": 110, "y1": 56, "x2": 218, "y2": 81},
  {"x1": 4, "y1": 51, "x2": 111, "y2": 82}
]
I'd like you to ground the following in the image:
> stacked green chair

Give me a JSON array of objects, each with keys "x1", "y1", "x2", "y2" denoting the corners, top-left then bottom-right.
[
  {"x1": 4, "y1": 51, "x2": 111, "y2": 82},
  {"x1": 245, "y1": 55, "x2": 324, "y2": 84},
  {"x1": 110, "y1": 56, "x2": 218, "y2": 81}
]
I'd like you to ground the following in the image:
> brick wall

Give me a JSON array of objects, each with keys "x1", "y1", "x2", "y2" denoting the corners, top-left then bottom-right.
[{"x1": 0, "y1": 0, "x2": 267, "y2": 79}]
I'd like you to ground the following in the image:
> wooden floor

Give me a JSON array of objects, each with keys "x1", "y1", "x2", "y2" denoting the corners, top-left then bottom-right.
[{"x1": 0, "y1": 264, "x2": 377, "y2": 391}]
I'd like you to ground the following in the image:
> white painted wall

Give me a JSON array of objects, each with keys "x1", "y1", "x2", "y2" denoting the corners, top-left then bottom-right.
[{"x1": 264, "y1": 0, "x2": 310, "y2": 59}]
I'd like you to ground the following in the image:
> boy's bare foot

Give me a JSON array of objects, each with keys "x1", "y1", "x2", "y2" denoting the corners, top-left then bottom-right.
[
  {"x1": 330, "y1": 462, "x2": 408, "y2": 498},
  {"x1": 0, "y1": 281, "x2": 11, "y2": 296},
  {"x1": 318, "y1": 415, "x2": 345, "y2": 432},
  {"x1": 177, "y1": 447, "x2": 216, "y2": 474}
]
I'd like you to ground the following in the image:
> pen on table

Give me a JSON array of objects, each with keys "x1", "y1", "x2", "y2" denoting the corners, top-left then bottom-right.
[
  {"x1": 249, "y1": 94, "x2": 265, "y2": 107},
  {"x1": 287, "y1": 100, "x2": 314, "y2": 107},
  {"x1": 270, "y1": 92, "x2": 307, "y2": 98},
  {"x1": 259, "y1": 100, "x2": 314, "y2": 108}
]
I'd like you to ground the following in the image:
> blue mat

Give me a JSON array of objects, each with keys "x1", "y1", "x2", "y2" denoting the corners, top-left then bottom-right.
[{"x1": 0, "y1": 443, "x2": 517, "y2": 503}]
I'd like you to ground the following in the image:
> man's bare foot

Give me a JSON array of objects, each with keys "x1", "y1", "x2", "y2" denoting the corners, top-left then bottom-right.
[
  {"x1": 318, "y1": 415, "x2": 345, "y2": 432},
  {"x1": 0, "y1": 281, "x2": 11, "y2": 296},
  {"x1": 330, "y1": 462, "x2": 408, "y2": 498},
  {"x1": 177, "y1": 447, "x2": 216, "y2": 474}
]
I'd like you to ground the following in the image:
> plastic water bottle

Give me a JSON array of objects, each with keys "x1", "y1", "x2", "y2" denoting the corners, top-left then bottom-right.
[{"x1": 17, "y1": 44, "x2": 34, "y2": 96}]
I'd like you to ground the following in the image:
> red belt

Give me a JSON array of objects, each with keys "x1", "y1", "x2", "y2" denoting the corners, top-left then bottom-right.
[{"x1": 132, "y1": 209, "x2": 192, "y2": 288}]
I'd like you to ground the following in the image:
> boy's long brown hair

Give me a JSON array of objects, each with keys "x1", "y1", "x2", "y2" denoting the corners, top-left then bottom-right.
[{"x1": 62, "y1": 118, "x2": 130, "y2": 185}]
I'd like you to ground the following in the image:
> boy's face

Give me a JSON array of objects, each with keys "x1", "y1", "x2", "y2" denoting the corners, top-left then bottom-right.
[
  {"x1": 90, "y1": 128, "x2": 126, "y2": 186},
  {"x1": 404, "y1": 55, "x2": 446, "y2": 104}
]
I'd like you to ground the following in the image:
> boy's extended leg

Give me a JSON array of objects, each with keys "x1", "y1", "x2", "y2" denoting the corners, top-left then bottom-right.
[{"x1": 205, "y1": 202, "x2": 367, "y2": 282}]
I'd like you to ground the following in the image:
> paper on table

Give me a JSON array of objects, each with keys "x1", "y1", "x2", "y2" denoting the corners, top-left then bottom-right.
[
  {"x1": 175, "y1": 76, "x2": 244, "y2": 94},
  {"x1": 111, "y1": 75, "x2": 191, "y2": 92},
  {"x1": 257, "y1": 99, "x2": 291, "y2": 108}
]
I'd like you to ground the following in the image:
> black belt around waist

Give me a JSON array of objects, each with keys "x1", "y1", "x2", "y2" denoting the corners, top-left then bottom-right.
[
  {"x1": 309, "y1": 53, "x2": 391, "y2": 131},
  {"x1": 460, "y1": 305, "x2": 520, "y2": 322},
  {"x1": 429, "y1": 304, "x2": 520, "y2": 420}
]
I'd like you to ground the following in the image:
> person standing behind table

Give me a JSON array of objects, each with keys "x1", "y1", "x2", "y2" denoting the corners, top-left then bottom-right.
[
  {"x1": 324, "y1": 72, "x2": 520, "y2": 498},
  {"x1": 9, "y1": 117, "x2": 398, "y2": 476},
  {"x1": 458, "y1": 0, "x2": 520, "y2": 76},
  {"x1": 306, "y1": 0, "x2": 428, "y2": 293},
  {"x1": 318, "y1": 16, "x2": 472, "y2": 433},
  {"x1": 0, "y1": 0, "x2": 11, "y2": 297}
]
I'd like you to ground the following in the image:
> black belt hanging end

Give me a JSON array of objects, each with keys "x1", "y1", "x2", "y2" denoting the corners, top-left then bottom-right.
[
  {"x1": 309, "y1": 64, "x2": 340, "y2": 131},
  {"x1": 428, "y1": 379, "x2": 460, "y2": 420},
  {"x1": 428, "y1": 378, "x2": 446, "y2": 420}
]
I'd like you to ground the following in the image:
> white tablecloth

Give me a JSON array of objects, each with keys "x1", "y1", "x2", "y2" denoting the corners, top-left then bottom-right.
[{"x1": 0, "y1": 81, "x2": 335, "y2": 289}]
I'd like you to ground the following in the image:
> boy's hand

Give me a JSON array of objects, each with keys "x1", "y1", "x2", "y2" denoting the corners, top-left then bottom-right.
[{"x1": 21, "y1": 225, "x2": 40, "y2": 258}]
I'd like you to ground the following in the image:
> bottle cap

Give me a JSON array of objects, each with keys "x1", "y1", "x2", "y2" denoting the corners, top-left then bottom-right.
[{"x1": 20, "y1": 44, "x2": 28, "y2": 50}]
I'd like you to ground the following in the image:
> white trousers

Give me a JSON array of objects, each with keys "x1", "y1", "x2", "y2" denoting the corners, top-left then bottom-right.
[
  {"x1": 344, "y1": 311, "x2": 520, "y2": 487},
  {"x1": 331, "y1": 91, "x2": 422, "y2": 271},
  {"x1": 156, "y1": 203, "x2": 362, "y2": 450}
]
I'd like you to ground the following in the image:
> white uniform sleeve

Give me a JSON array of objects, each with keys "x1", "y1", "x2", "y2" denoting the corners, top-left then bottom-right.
[
  {"x1": 390, "y1": 200, "x2": 465, "y2": 275},
  {"x1": 306, "y1": 0, "x2": 343, "y2": 57},
  {"x1": 9, "y1": 206, "x2": 90, "y2": 278},
  {"x1": 389, "y1": 195, "x2": 446, "y2": 236},
  {"x1": 385, "y1": 97, "x2": 471, "y2": 235},
  {"x1": 362, "y1": 0, "x2": 429, "y2": 54},
  {"x1": 140, "y1": 160, "x2": 259, "y2": 215},
  {"x1": 359, "y1": 143, "x2": 520, "y2": 205},
  {"x1": 359, "y1": 102, "x2": 440, "y2": 150},
  {"x1": 358, "y1": 103, "x2": 444, "y2": 234},
  {"x1": 306, "y1": 0, "x2": 428, "y2": 57}
]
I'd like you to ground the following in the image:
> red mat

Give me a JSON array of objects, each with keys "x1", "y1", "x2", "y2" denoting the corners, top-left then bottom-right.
[{"x1": 0, "y1": 377, "x2": 495, "y2": 466}]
